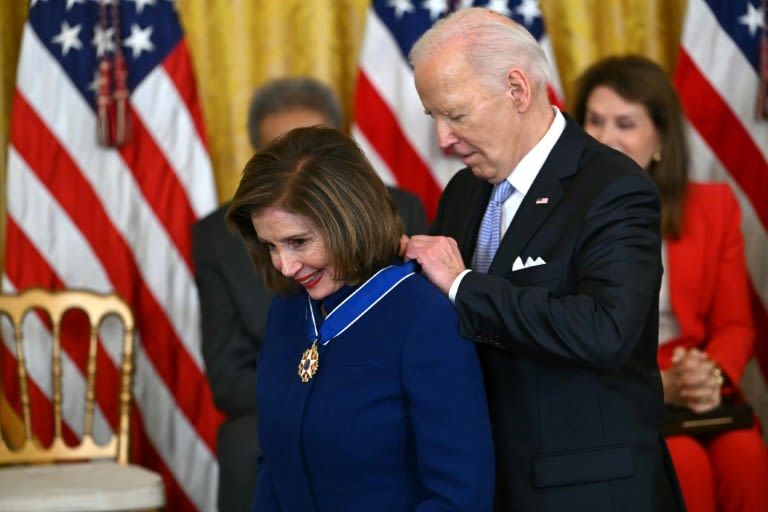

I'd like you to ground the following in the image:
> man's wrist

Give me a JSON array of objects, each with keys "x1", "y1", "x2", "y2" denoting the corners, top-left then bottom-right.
[{"x1": 448, "y1": 269, "x2": 472, "y2": 303}]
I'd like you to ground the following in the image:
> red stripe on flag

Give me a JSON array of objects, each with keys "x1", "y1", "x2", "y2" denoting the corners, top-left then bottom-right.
[
  {"x1": 10, "y1": 93, "x2": 138, "y2": 296},
  {"x1": 163, "y1": 40, "x2": 210, "y2": 149},
  {"x1": 51, "y1": 311, "x2": 123, "y2": 438},
  {"x1": 115, "y1": 109, "x2": 197, "y2": 270},
  {"x1": 354, "y1": 72, "x2": 442, "y2": 219},
  {"x1": 674, "y1": 51, "x2": 768, "y2": 231},
  {"x1": 9, "y1": 92, "x2": 221, "y2": 453},
  {"x1": 3, "y1": 218, "x2": 61, "y2": 291}
]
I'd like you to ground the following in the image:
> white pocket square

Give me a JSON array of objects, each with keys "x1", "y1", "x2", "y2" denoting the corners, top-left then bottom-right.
[{"x1": 512, "y1": 256, "x2": 546, "y2": 271}]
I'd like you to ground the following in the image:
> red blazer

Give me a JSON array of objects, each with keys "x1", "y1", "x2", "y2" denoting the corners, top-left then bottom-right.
[{"x1": 659, "y1": 182, "x2": 755, "y2": 389}]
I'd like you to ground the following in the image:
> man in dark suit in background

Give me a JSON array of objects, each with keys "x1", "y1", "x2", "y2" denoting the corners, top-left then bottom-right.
[
  {"x1": 192, "y1": 77, "x2": 427, "y2": 511},
  {"x1": 404, "y1": 8, "x2": 683, "y2": 512}
]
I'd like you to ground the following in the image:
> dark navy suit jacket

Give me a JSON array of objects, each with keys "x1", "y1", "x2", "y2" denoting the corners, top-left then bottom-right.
[
  {"x1": 431, "y1": 115, "x2": 685, "y2": 511},
  {"x1": 254, "y1": 271, "x2": 494, "y2": 512}
]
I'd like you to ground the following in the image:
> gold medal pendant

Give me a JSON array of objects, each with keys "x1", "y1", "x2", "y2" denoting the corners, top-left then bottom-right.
[{"x1": 298, "y1": 342, "x2": 320, "y2": 383}]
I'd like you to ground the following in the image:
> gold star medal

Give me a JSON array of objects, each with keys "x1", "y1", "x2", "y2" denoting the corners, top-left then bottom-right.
[{"x1": 298, "y1": 342, "x2": 320, "y2": 383}]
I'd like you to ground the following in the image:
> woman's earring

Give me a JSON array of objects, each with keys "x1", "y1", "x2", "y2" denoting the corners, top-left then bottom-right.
[{"x1": 652, "y1": 151, "x2": 662, "y2": 163}]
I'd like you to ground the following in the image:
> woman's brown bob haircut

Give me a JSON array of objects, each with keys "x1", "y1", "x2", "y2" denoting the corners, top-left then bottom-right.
[{"x1": 226, "y1": 126, "x2": 403, "y2": 294}]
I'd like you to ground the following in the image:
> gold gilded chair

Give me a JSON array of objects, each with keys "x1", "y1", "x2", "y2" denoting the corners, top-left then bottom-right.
[{"x1": 0, "y1": 288, "x2": 165, "y2": 511}]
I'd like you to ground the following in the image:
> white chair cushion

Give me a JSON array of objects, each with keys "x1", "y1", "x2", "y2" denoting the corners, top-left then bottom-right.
[{"x1": 0, "y1": 461, "x2": 165, "y2": 511}]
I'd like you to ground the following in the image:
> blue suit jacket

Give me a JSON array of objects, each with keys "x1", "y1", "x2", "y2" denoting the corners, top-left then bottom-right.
[
  {"x1": 192, "y1": 188, "x2": 428, "y2": 511},
  {"x1": 431, "y1": 115, "x2": 684, "y2": 511},
  {"x1": 254, "y1": 271, "x2": 494, "y2": 512}
]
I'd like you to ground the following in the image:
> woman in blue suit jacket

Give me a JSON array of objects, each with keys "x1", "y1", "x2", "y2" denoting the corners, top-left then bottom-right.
[{"x1": 226, "y1": 126, "x2": 494, "y2": 512}]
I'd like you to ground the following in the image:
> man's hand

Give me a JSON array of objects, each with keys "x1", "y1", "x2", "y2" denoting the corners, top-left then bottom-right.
[
  {"x1": 399, "y1": 234, "x2": 410, "y2": 258},
  {"x1": 404, "y1": 235, "x2": 466, "y2": 295}
]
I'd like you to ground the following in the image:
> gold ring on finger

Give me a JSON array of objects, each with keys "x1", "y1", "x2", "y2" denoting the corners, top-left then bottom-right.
[{"x1": 713, "y1": 365, "x2": 724, "y2": 386}]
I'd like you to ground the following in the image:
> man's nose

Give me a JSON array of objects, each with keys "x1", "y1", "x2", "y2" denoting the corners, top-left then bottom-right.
[{"x1": 435, "y1": 118, "x2": 458, "y2": 149}]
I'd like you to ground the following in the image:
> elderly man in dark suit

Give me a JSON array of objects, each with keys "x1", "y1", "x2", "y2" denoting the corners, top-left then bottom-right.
[
  {"x1": 192, "y1": 77, "x2": 427, "y2": 511},
  {"x1": 404, "y1": 8, "x2": 684, "y2": 512}
]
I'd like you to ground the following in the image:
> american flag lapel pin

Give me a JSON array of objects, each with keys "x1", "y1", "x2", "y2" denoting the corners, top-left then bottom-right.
[{"x1": 536, "y1": 197, "x2": 549, "y2": 204}]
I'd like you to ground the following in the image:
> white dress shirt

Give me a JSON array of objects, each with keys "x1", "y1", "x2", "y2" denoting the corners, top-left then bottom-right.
[
  {"x1": 658, "y1": 242, "x2": 681, "y2": 345},
  {"x1": 449, "y1": 107, "x2": 567, "y2": 302}
]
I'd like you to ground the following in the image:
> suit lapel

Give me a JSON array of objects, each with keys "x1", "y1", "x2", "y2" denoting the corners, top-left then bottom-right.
[
  {"x1": 489, "y1": 170, "x2": 564, "y2": 275},
  {"x1": 488, "y1": 115, "x2": 586, "y2": 275}
]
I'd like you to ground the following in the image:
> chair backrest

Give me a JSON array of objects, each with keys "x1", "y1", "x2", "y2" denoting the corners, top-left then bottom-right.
[{"x1": 0, "y1": 288, "x2": 135, "y2": 465}]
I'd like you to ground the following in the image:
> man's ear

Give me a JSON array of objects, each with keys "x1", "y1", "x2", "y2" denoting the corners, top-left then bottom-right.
[{"x1": 506, "y1": 68, "x2": 532, "y2": 112}]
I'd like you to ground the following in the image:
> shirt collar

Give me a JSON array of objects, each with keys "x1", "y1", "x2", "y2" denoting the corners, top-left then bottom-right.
[{"x1": 505, "y1": 107, "x2": 566, "y2": 195}]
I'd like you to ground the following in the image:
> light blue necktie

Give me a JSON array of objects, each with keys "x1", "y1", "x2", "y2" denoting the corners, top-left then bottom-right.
[{"x1": 474, "y1": 180, "x2": 514, "y2": 273}]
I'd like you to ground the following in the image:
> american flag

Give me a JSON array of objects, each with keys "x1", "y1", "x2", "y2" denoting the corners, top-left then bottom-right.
[
  {"x1": 673, "y1": 0, "x2": 768, "y2": 378},
  {"x1": 2, "y1": 1, "x2": 219, "y2": 510},
  {"x1": 352, "y1": 0, "x2": 563, "y2": 219}
]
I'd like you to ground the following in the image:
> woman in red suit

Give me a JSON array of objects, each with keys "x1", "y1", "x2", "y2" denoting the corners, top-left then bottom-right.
[{"x1": 573, "y1": 55, "x2": 768, "y2": 512}]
